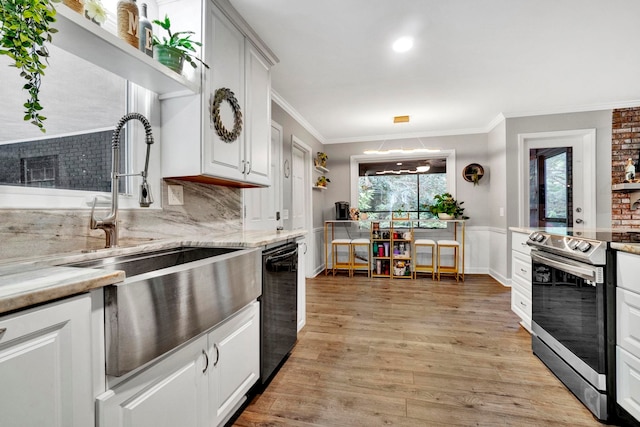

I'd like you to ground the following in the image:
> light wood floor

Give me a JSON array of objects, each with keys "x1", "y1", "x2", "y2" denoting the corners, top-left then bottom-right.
[{"x1": 234, "y1": 274, "x2": 609, "y2": 427}]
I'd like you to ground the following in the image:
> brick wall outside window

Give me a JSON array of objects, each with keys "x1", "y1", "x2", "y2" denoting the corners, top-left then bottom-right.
[{"x1": 612, "y1": 107, "x2": 640, "y2": 228}]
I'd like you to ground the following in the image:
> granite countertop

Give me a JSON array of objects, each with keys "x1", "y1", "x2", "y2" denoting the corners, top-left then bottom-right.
[{"x1": 0, "y1": 229, "x2": 306, "y2": 315}]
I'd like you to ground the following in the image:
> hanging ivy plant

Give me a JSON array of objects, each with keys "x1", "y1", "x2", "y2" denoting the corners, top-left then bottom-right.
[{"x1": 0, "y1": 0, "x2": 60, "y2": 132}]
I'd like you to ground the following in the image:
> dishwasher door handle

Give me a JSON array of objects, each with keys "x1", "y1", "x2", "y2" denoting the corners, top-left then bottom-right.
[{"x1": 265, "y1": 248, "x2": 298, "y2": 264}]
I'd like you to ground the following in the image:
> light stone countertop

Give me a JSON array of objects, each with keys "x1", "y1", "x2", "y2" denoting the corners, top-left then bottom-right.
[
  {"x1": 611, "y1": 242, "x2": 640, "y2": 255},
  {"x1": 0, "y1": 229, "x2": 306, "y2": 315}
]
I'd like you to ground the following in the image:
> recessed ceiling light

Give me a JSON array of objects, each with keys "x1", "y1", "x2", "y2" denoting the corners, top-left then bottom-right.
[{"x1": 392, "y1": 37, "x2": 413, "y2": 53}]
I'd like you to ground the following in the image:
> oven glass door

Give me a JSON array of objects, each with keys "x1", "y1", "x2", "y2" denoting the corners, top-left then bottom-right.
[{"x1": 531, "y1": 250, "x2": 606, "y2": 374}]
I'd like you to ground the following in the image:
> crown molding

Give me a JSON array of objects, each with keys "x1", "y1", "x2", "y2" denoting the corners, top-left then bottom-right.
[{"x1": 271, "y1": 90, "x2": 326, "y2": 143}]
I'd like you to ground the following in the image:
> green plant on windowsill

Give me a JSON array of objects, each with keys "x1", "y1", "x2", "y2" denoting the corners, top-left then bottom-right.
[
  {"x1": 0, "y1": 0, "x2": 61, "y2": 132},
  {"x1": 425, "y1": 193, "x2": 468, "y2": 219}
]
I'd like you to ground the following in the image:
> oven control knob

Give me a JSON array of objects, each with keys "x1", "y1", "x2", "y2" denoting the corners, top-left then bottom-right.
[
  {"x1": 577, "y1": 241, "x2": 592, "y2": 252},
  {"x1": 529, "y1": 232, "x2": 538, "y2": 241},
  {"x1": 535, "y1": 233, "x2": 545, "y2": 242},
  {"x1": 567, "y1": 239, "x2": 579, "y2": 250}
]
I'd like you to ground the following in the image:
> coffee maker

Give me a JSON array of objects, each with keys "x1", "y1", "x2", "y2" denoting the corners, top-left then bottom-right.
[{"x1": 335, "y1": 201, "x2": 350, "y2": 220}]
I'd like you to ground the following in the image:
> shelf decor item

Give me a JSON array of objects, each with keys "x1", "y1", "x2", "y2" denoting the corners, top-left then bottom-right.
[
  {"x1": 152, "y1": 14, "x2": 208, "y2": 73},
  {"x1": 316, "y1": 152, "x2": 328, "y2": 167},
  {"x1": 315, "y1": 175, "x2": 330, "y2": 187},
  {"x1": 117, "y1": 0, "x2": 139, "y2": 49},
  {"x1": 0, "y1": 0, "x2": 60, "y2": 132},
  {"x1": 63, "y1": 0, "x2": 84, "y2": 14},
  {"x1": 84, "y1": 0, "x2": 107, "y2": 25},
  {"x1": 462, "y1": 163, "x2": 485, "y2": 186},
  {"x1": 211, "y1": 88, "x2": 243, "y2": 143},
  {"x1": 426, "y1": 193, "x2": 468, "y2": 219},
  {"x1": 138, "y1": 2, "x2": 152, "y2": 56}
]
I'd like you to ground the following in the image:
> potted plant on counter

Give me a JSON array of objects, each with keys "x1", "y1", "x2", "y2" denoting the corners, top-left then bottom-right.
[
  {"x1": 152, "y1": 14, "x2": 208, "y2": 74},
  {"x1": 426, "y1": 193, "x2": 468, "y2": 220}
]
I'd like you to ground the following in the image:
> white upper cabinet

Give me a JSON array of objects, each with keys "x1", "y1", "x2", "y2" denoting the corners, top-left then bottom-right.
[
  {"x1": 161, "y1": 0, "x2": 276, "y2": 187},
  {"x1": 243, "y1": 41, "x2": 272, "y2": 186}
]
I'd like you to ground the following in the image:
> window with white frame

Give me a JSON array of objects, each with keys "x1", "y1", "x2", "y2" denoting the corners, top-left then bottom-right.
[{"x1": 351, "y1": 151, "x2": 456, "y2": 227}]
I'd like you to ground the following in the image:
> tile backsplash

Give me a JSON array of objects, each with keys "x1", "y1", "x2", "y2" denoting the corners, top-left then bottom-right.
[{"x1": 0, "y1": 179, "x2": 242, "y2": 262}]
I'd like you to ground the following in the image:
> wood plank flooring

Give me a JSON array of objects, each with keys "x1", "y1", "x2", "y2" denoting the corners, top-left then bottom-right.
[{"x1": 234, "y1": 274, "x2": 608, "y2": 426}]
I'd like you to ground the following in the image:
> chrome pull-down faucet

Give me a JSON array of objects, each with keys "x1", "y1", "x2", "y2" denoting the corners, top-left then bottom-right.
[{"x1": 90, "y1": 113, "x2": 155, "y2": 248}]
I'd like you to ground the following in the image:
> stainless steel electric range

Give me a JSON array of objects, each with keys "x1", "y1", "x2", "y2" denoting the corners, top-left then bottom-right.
[{"x1": 527, "y1": 230, "x2": 616, "y2": 422}]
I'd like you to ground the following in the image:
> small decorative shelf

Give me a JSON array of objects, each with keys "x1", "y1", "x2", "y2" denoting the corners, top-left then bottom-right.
[
  {"x1": 462, "y1": 163, "x2": 485, "y2": 185},
  {"x1": 314, "y1": 165, "x2": 330, "y2": 174},
  {"x1": 52, "y1": 7, "x2": 200, "y2": 95},
  {"x1": 313, "y1": 185, "x2": 327, "y2": 190},
  {"x1": 612, "y1": 183, "x2": 640, "y2": 210}
]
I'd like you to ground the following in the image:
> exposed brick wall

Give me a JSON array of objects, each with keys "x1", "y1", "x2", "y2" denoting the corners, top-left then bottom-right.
[{"x1": 612, "y1": 107, "x2": 640, "y2": 228}]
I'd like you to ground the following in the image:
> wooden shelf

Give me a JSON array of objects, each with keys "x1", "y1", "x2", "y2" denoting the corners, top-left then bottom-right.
[{"x1": 53, "y1": 7, "x2": 200, "y2": 95}]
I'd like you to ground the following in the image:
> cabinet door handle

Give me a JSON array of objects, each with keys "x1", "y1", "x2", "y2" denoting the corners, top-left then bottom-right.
[
  {"x1": 246, "y1": 161, "x2": 252, "y2": 175},
  {"x1": 520, "y1": 268, "x2": 527, "y2": 273},
  {"x1": 213, "y1": 343, "x2": 220, "y2": 367},
  {"x1": 520, "y1": 301, "x2": 527, "y2": 307},
  {"x1": 202, "y1": 349, "x2": 209, "y2": 373}
]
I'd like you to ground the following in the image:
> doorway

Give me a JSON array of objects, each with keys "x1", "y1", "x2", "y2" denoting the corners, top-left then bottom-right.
[
  {"x1": 518, "y1": 129, "x2": 596, "y2": 231},
  {"x1": 291, "y1": 135, "x2": 313, "y2": 276},
  {"x1": 529, "y1": 147, "x2": 573, "y2": 228}
]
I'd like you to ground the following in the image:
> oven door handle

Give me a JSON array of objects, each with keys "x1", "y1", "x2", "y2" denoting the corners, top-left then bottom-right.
[{"x1": 530, "y1": 250, "x2": 602, "y2": 283}]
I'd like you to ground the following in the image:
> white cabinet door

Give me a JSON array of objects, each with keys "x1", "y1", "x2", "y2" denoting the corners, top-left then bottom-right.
[
  {"x1": 0, "y1": 294, "x2": 93, "y2": 427},
  {"x1": 96, "y1": 336, "x2": 209, "y2": 427},
  {"x1": 297, "y1": 238, "x2": 307, "y2": 332},
  {"x1": 204, "y1": 0, "x2": 245, "y2": 182},
  {"x1": 244, "y1": 122, "x2": 282, "y2": 231},
  {"x1": 244, "y1": 41, "x2": 271, "y2": 186},
  {"x1": 208, "y1": 301, "x2": 260, "y2": 427}
]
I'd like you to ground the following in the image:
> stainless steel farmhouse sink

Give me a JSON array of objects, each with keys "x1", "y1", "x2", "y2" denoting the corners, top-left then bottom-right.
[{"x1": 65, "y1": 246, "x2": 261, "y2": 376}]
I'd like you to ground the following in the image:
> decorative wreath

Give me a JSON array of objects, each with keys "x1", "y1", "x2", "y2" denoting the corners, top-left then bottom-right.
[{"x1": 211, "y1": 87, "x2": 243, "y2": 143}]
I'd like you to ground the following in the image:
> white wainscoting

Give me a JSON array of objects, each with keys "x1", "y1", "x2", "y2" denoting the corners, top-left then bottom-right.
[{"x1": 489, "y1": 227, "x2": 509, "y2": 286}]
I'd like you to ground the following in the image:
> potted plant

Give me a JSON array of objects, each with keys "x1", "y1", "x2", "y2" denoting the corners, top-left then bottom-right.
[
  {"x1": 0, "y1": 0, "x2": 60, "y2": 132},
  {"x1": 152, "y1": 14, "x2": 208, "y2": 74},
  {"x1": 426, "y1": 193, "x2": 468, "y2": 220},
  {"x1": 316, "y1": 152, "x2": 328, "y2": 167},
  {"x1": 315, "y1": 176, "x2": 330, "y2": 187}
]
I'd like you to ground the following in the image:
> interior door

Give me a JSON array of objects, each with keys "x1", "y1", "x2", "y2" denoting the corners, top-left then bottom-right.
[
  {"x1": 291, "y1": 145, "x2": 306, "y2": 230},
  {"x1": 243, "y1": 122, "x2": 282, "y2": 230}
]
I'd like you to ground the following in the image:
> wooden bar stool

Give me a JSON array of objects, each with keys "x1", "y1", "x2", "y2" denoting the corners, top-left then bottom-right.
[
  {"x1": 413, "y1": 239, "x2": 436, "y2": 280},
  {"x1": 437, "y1": 239, "x2": 460, "y2": 282},
  {"x1": 350, "y1": 238, "x2": 370, "y2": 277},
  {"x1": 332, "y1": 238, "x2": 352, "y2": 276}
]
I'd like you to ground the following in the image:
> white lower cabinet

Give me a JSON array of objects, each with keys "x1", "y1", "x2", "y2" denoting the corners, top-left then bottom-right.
[
  {"x1": 0, "y1": 293, "x2": 93, "y2": 427},
  {"x1": 208, "y1": 301, "x2": 260, "y2": 426},
  {"x1": 617, "y1": 251, "x2": 640, "y2": 422},
  {"x1": 97, "y1": 301, "x2": 260, "y2": 427},
  {"x1": 510, "y1": 231, "x2": 532, "y2": 331}
]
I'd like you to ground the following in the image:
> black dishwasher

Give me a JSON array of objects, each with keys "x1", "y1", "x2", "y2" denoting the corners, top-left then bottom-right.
[{"x1": 260, "y1": 241, "x2": 298, "y2": 385}]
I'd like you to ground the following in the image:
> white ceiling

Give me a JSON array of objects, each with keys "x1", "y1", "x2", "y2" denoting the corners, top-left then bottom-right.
[{"x1": 229, "y1": 0, "x2": 640, "y2": 144}]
